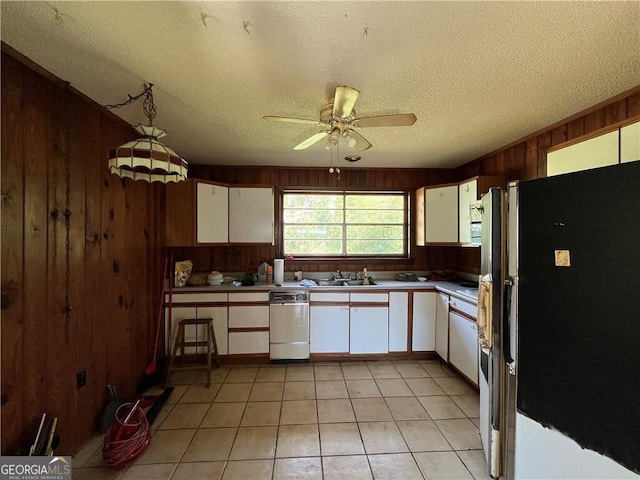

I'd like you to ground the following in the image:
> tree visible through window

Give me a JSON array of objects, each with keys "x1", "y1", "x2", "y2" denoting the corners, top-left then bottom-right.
[{"x1": 283, "y1": 192, "x2": 406, "y2": 256}]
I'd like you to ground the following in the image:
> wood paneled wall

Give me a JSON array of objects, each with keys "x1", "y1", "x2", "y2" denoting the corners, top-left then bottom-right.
[
  {"x1": 174, "y1": 165, "x2": 457, "y2": 274},
  {"x1": 456, "y1": 87, "x2": 640, "y2": 183},
  {"x1": 1, "y1": 47, "x2": 164, "y2": 455},
  {"x1": 453, "y1": 86, "x2": 640, "y2": 274}
]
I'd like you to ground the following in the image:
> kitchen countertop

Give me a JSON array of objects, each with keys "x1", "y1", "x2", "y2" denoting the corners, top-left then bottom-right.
[{"x1": 169, "y1": 279, "x2": 479, "y2": 303}]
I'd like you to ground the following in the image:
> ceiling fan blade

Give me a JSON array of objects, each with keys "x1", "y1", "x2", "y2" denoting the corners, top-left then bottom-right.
[
  {"x1": 293, "y1": 131, "x2": 329, "y2": 150},
  {"x1": 347, "y1": 130, "x2": 372, "y2": 151},
  {"x1": 263, "y1": 115, "x2": 322, "y2": 125},
  {"x1": 333, "y1": 86, "x2": 360, "y2": 118},
  {"x1": 353, "y1": 113, "x2": 417, "y2": 128}
]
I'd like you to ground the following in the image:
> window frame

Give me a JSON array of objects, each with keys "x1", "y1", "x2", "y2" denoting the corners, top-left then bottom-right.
[{"x1": 276, "y1": 188, "x2": 411, "y2": 261}]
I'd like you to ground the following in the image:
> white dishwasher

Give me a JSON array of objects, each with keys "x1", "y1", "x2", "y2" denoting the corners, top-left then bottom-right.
[{"x1": 269, "y1": 291, "x2": 310, "y2": 362}]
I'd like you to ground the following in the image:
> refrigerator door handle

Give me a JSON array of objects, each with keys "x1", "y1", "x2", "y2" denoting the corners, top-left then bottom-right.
[
  {"x1": 503, "y1": 278, "x2": 514, "y2": 365},
  {"x1": 477, "y1": 275, "x2": 493, "y2": 349}
]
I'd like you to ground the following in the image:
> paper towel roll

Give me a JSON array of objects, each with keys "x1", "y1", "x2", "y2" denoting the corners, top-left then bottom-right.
[{"x1": 274, "y1": 258, "x2": 284, "y2": 283}]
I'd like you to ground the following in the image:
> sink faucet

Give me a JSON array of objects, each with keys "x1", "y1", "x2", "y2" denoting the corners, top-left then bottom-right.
[{"x1": 335, "y1": 269, "x2": 343, "y2": 279}]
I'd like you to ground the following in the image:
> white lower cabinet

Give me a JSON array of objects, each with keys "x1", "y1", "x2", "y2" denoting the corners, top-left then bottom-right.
[
  {"x1": 412, "y1": 291, "x2": 436, "y2": 351},
  {"x1": 228, "y1": 331, "x2": 269, "y2": 354},
  {"x1": 350, "y1": 306, "x2": 389, "y2": 354},
  {"x1": 435, "y1": 292, "x2": 449, "y2": 360},
  {"x1": 310, "y1": 305, "x2": 349, "y2": 353},
  {"x1": 228, "y1": 304, "x2": 269, "y2": 354},
  {"x1": 197, "y1": 306, "x2": 228, "y2": 355},
  {"x1": 449, "y1": 311, "x2": 478, "y2": 385},
  {"x1": 388, "y1": 292, "x2": 409, "y2": 352},
  {"x1": 164, "y1": 305, "x2": 229, "y2": 356}
]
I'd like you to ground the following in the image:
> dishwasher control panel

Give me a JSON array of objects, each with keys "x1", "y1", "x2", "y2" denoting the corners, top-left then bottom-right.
[{"x1": 269, "y1": 291, "x2": 309, "y2": 304}]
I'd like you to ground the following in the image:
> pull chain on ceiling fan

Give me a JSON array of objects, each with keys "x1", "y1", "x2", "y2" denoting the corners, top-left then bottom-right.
[{"x1": 263, "y1": 86, "x2": 417, "y2": 152}]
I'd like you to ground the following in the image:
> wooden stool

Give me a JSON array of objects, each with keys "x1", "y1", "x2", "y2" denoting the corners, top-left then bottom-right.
[{"x1": 166, "y1": 318, "x2": 220, "y2": 388}]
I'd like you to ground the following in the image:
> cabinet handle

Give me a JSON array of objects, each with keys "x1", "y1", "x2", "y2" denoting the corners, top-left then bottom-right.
[{"x1": 341, "y1": 306, "x2": 349, "y2": 311}]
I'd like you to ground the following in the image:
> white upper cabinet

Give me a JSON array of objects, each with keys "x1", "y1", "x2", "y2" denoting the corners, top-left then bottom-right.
[
  {"x1": 547, "y1": 130, "x2": 619, "y2": 176},
  {"x1": 197, "y1": 182, "x2": 229, "y2": 243},
  {"x1": 425, "y1": 184, "x2": 458, "y2": 243},
  {"x1": 621, "y1": 121, "x2": 640, "y2": 163},
  {"x1": 228, "y1": 187, "x2": 274, "y2": 243},
  {"x1": 458, "y1": 179, "x2": 478, "y2": 245},
  {"x1": 415, "y1": 187, "x2": 425, "y2": 246}
]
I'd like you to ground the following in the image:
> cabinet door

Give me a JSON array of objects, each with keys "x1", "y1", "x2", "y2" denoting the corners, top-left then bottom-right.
[
  {"x1": 435, "y1": 293, "x2": 449, "y2": 360},
  {"x1": 228, "y1": 187, "x2": 274, "y2": 243},
  {"x1": 621, "y1": 121, "x2": 640, "y2": 163},
  {"x1": 228, "y1": 332, "x2": 269, "y2": 354},
  {"x1": 449, "y1": 311, "x2": 478, "y2": 385},
  {"x1": 310, "y1": 305, "x2": 349, "y2": 353},
  {"x1": 197, "y1": 182, "x2": 228, "y2": 243},
  {"x1": 458, "y1": 179, "x2": 477, "y2": 244},
  {"x1": 228, "y1": 305, "x2": 269, "y2": 328},
  {"x1": 425, "y1": 185, "x2": 458, "y2": 243},
  {"x1": 388, "y1": 292, "x2": 409, "y2": 352},
  {"x1": 165, "y1": 306, "x2": 197, "y2": 355},
  {"x1": 415, "y1": 187, "x2": 425, "y2": 246},
  {"x1": 412, "y1": 292, "x2": 436, "y2": 351},
  {"x1": 350, "y1": 306, "x2": 389, "y2": 354},
  {"x1": 547, "y1": 130, "x2": 619, "y2": 176},
  {"x1": 197, "y1": 306, "x2": 228, "y2": 355}
]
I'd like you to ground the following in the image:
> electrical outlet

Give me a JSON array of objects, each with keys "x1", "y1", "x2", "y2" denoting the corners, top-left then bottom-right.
[{"x1": 76, "y1": 370, "x2": 86, "y2": 389}]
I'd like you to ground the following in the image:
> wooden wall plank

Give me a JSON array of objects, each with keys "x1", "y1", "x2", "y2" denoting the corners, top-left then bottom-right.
[
  {"x1": 604, "y1": 99, "x2": 627, "y2": 125},
  {"x1": 1, "y1": 53, "x2": 27, "y2": 453},
  {"x1": 627, "y1": 92, "x2": 640, "y2": 117},
  {"x1": 45, "y1": 82, "x2": 73, "y2": 453},
  {"x1": 21, "y1": 59, "x2": 50, "y2": 440},
  {"x1": 83, "y1": 108, "x2": 106, "y2": 441}
]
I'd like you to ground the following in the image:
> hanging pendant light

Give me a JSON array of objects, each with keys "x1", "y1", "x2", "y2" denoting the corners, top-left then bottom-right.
[{"x1": 106, "y1": 83, "x2": 187, "y2": 183}]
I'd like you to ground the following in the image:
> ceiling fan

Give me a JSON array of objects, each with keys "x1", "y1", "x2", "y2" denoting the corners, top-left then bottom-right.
[{"x1": 263, "y1": 86, "x2": 417, "y2": 151}]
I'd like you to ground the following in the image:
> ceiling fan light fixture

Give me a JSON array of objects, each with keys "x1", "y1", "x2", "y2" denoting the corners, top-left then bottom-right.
[
  {"x1": 344, "y1": 132, "x2": 357, "y2": 148},
  {"x1": 106, "y1": 83, "x2": 188, "y2": 183}
]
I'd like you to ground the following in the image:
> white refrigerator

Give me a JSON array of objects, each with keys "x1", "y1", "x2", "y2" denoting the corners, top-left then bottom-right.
[{"x1": 478, "y1": 161, "x2": 640, "y2": 479}]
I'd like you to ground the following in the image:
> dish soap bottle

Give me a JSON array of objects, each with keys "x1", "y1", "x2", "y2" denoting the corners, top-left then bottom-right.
[
  {"x1": 362, "y1": 267, "x2": 369, "y2": 285},
  {"x1": 266, "y1": 264, "x2": 273, "y2": 284}
]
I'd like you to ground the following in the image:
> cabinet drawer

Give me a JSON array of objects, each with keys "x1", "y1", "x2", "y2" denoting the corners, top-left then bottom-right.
[
  {"x1": 449, "y1": 296, "x2": 477, "y2": 319},
  {"x1": 228, "y1": 292, "x2": 269, "y2": 303},
  {"x1": 310, "y1": 292, "x2": 350, "y2": 303},
  {"x1": 229, "y1": 306, "x2": 269, "y2": 328},
  {"x1": 350, "y1": 293, "x2": 388, "y2": 303},
  {"x1": 166, "y1": 292, "x2": 228, "y2": 304},
  {"x1": 229, "y1": 331, "x2": 269, "y2": 354}
]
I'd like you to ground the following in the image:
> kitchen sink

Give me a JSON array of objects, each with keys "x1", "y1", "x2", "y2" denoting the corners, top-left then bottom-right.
[
  {"x1": 316, "y1": 279, "x2": 345, "y2": 286},
  {"x1": 315, "y1": 278, "x2": 378, "y2": 286},
  {"x1": 343, "y1": 279, "x2": 377, "y2": 286}
]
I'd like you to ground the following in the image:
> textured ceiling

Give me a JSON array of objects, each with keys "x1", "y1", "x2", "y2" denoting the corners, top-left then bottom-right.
[{"x1": 1, "y1": 1, "x2": 639, "y2": 169}]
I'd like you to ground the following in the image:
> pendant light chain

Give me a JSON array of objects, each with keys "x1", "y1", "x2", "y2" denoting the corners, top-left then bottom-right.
[
  {"x1": 142, "y1": 84, "x2": 156, "y2": 126},
  {"x1": 62, "y1": 82, "x2": 73, "y2": 338},
  {"x1": 105, "y1": 83, "x2": 156, "y2": 126}
]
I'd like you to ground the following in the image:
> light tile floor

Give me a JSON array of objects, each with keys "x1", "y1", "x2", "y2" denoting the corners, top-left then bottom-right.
[{"x1": 73, "y1": 359, "x2": 489, "y2": 479}]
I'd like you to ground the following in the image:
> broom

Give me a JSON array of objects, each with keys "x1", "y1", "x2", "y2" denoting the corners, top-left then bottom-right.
[{"x1": 136, "y1": 254, "x2": 168, "y2": 394}]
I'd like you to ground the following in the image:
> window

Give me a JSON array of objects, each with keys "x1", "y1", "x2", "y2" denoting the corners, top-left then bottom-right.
[{"x1": 282, "y1": 191, "x2": 407, "y2": 257}]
